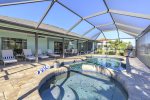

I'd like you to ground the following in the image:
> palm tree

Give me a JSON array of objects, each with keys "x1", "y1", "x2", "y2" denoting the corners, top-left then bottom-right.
[
  {"x1": 108, "y1": 39, "x2": 129, "y2": 55},
  {"x1": 108, "y1": 39, "x2": 120, "y2": 54}
]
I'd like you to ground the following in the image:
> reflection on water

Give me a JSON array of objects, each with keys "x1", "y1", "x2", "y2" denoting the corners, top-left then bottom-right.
[{"x1": 71, "y1": 57, "x2": 126, "y2": 71}]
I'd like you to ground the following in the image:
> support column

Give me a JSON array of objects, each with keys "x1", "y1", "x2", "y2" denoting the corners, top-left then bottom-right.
[
  {"x1": 62, "y1": 38, "x2": 65, "y2": 58},
  {"x1": 47, "y1": 38, "x2": 49, "y2": 49},
  {"x1": 135, "y1": 39, "x2": 138, "y2": 57},
  {"x1": 92, "y1": 41, "x2": 95, "y2": 53},
  {"x1": 77, "y1": 39, "x2": 79, "y2": 55},
  {"x1": 35, "y1": 33, "x2": 38, "y2": 63},
  {"x1": 86, "y1": 41, "x2": 89, "y2": 54}
]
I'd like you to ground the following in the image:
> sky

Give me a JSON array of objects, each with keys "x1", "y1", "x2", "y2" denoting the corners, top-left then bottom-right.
[{"x1": 0, "y1": 1, "x2": 135, "y2": 46}]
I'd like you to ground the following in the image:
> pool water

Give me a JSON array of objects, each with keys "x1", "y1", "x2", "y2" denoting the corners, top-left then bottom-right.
[
  {"x1": 39, "y1": 71, "x2": 128, "y2": 100},
  {"x1": 81, "y1": 57, "x2": 125, "y2": 71}
]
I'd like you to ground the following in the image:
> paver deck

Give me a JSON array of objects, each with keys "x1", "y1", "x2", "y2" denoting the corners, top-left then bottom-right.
[
  {"x1": 0, "y1": 55, "x2": 149, "y2": 100},
  {"x1": 126, "y1": 57, "x2": 150, "y2": 100}
]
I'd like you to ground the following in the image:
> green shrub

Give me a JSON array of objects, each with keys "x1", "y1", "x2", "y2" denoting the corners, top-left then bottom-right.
[
  {"x1": 118, "y1": 50, "x2": 125, "y2": 56},
  {"x1": 96, "y1": 49, "x2": 102, "y2": 54},
  {"x1": 108, "y1": 50, "x2": 115, "y2": 55}
]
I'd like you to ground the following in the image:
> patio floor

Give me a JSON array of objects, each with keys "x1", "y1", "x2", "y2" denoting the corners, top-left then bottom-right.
[
  {"x1": 125, "y1": 57, "x2": 150, "y2": 100},
  {"x1": 0, "y1": 55, "x2": 149, "y2": 100},
  {"x1": 0, "y1": 56, "x2": 85, "y2": 100}
]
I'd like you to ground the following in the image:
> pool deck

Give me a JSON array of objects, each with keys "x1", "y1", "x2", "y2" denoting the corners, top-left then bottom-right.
[
  {"x1": 105, "y1": 56, "x2": 150, "y2": 100},
  {"x1": 0, "y1": 55, "x2": 149, "y2": 100},
  {"x1": 124, "y1": 57, "x2": 150, "y2": 100}
]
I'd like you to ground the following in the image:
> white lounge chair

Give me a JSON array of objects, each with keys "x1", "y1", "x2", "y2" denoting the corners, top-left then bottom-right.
[
  {"x1": 72, "y1": 49, "x2": 78, "y2": 55},
  {"x1": 23, "y1": 49, "x2": 35, "y2": 61},
  {"x1": 47, "y1": 49, "x2": 60, "y2": 58},
  {"x1": 38, "y1": 49, "x2": 49, "y2": 59},
  {"x1": 2, "y1": 50, "x2": 17, "y2": 66}
]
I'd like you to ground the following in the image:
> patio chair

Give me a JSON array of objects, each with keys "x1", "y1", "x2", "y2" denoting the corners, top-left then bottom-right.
[
  {"x1": 47, "y1": 49, "x2": 60, "y2": 58},
  {"x1": 38, "y1": 49, "x2": 49, "y2": 59},
  {"x1": 66, "y1": 49, "x2": 72, "y2": 56},
  {"x1": 73, "y1": 49, "x2": 78, "y2": 55},
  {"x1": 79, "y1": 50, "x2": 85, "y2": 55},
  {"x1": 23, "y1": 49, "x2": 35, "y2": 61},
  {"x1": 64, "y1": 49, "x2": 69, "y2": 57},
  {"x1": 71, "y1": 49, "x2": 77, "y2": 56},
  {"x1": 1, "y1": 50, "x2": 18, "y2": 66}
]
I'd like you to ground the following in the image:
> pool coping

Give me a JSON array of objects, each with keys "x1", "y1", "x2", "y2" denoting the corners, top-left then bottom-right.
[
  {"x1": 17, "y1": 59, "x2": 82, "y2": 100},
  {"x1": 16, "y1": 56, "x2": 148, "y2": 100}
]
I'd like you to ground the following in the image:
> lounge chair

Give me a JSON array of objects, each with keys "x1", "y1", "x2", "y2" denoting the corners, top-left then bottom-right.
[
  {"x1": 23, "y1": 49, "x2": 35, "y2": 61},
  {"x1": 47, "y1": 49, "x2": 60, "y2": 58},
  {"x1": 72, "y1": 49, "x2": 78, "y2": 56},
  {"x1": 64, "y1": 49, "x2": 69, "y2": 57},
  {"x1": 1, "y1": 50, "x2": 18, "y2": 66},
  {"x1": 38, "y1": 49, "x2": 49, "y2": 59}
]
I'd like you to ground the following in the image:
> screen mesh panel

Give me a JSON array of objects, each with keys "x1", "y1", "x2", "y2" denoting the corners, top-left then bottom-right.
[
  {"x1": 87, "y1": 13, "x2": 113, "y2": 26},
  {"x1": 137, "y1": 31, "x2": 150, "y2": 68},
  {"x1": 97, "y1": 32, "x2": 105, "y2": 40},
  {"x1": 119, "y1": 31, "x2": 134, "y2": 38},
  {"x1": 85, "y1": 29, "x2": 100, "y2": 38},
  {"x1": 112, "y1": 14, "x2": 150, "y2": 29},
  {"x1": 98, "y1": 24, "x2": 116, "y2": 32},
  {"x1": 117, "y1": 25, "x2": 141, "y2": 34},
  {"x1": 59, "y1": 0, "x2": 107, "y2": 17},
  {"x1": 40, "y1": 2, "x2": 81, "y2": 30},
  {"x1": 106, "y1": 0, "x2": 150, "y2": 15},
  {"x1": 71, "y1": 20, "x2": 93, "y2": 35},
  {"x1": 0, "y1": 1, "x2": 50, "y2": 22},
  {"x1": 104, "y1": 31, "x2": 119, "y2": 39}
]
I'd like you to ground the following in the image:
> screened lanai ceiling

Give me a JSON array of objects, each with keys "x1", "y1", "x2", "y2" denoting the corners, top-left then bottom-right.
[{"x1": 0, "y1": 0, "x2": 150, "y2": 40}]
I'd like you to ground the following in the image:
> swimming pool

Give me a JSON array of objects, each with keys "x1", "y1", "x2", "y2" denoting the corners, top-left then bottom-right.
[
  {"x1": 73, "y1": 57, "x2": 126, "y2": 71},
  {"x1": 39, "y1": 68, "x2": 128, "y2": 100},
  {"x1": 39, "y1": 57, "x2": 127, "y2": 100}
]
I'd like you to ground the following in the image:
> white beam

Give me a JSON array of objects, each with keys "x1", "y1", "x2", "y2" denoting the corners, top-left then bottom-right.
[
  {"x1": 83, "y1": 10, "x2": 108, "y2": 19},
  {"x1": 102, "y1": 29, "x2": 116, "y2": 32},
  {"x1": 96, "y1": 23, "x2": 114, "y2": 28},
  {"x1": 0, "y1": 0, "x2": 50, "y2": 7},
  {"x1": 120, "y1": 38, "x2": 135, "y2": 39},
  {"x1": 119, "y1": 29, "x2": 137, "y2": 37},
  {"x1": 116, "y1": 23, "x2": 144, "y2": 31},
  {"x1": 117, "y1": 25, "x2": 142, "y2": 35},
  {"x1": 109, "y1": 9, "x2": 150, "y2": 20}
]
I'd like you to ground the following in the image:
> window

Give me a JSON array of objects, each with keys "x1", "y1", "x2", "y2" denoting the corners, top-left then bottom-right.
[{"x1": 2, "y1": 37, "x2": 27, "y2": 54}]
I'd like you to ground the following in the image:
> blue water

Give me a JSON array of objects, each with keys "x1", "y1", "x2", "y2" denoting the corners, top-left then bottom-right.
[
  {"x1": 72, "y1": 57, "x2": 126, "y2": 71},
  {"x1": 39, "y1": 68, "x2": 128, "y2": 100},
  {"x1": 39, "y1": 57, "x2": 127, "y2": 100}
]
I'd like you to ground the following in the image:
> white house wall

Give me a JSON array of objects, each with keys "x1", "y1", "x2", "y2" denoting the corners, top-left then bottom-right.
[{"x1": 0, "y1": 29, "x2": 48, "y2": 54}]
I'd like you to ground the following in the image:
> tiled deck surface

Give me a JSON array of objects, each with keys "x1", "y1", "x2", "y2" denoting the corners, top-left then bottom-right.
[
  {"x1": 0, "y1": 56, "x2": 84, "y2": 100},
  {"x1": 125, "y1": 57, "x2": 150, "y2": 100},
  {"x1": 0, "y1": 55, "x2": 149, "y2": 100}
]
